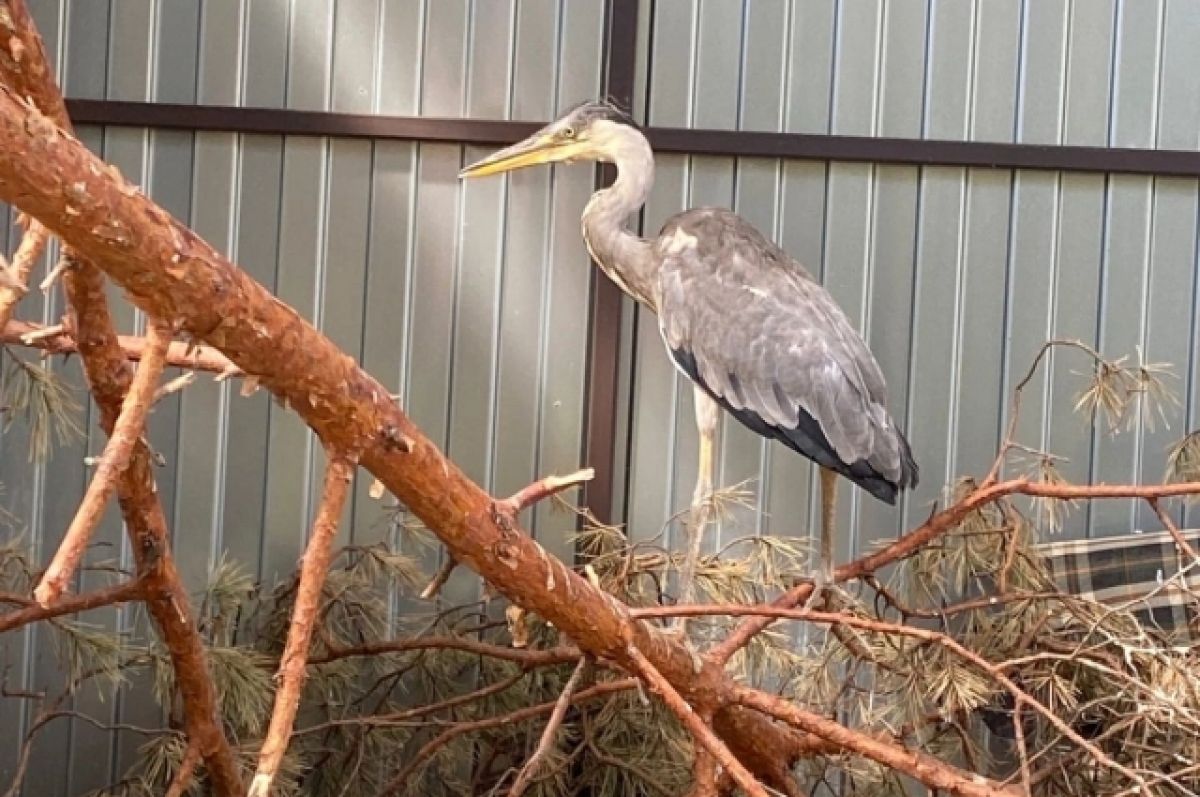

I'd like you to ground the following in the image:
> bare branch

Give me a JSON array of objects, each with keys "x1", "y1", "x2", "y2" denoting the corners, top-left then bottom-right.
[
  {"x1": 379, "y1": 679, "x2": 637, "y2": 794},
  {"x1": 0, "y1": 319, "x2": 239, "y2": 374},
  {"x1": 710, "y1": 476, "x2": 1200, "y2": 665},
  {"x1": 624, "y1": 644, "x2": 768, "y2": 797},
  {"x1": 250, "y1": 456, "x2": 355, "y2": 797},
  {"x1": 421, "y1": 467, "x2": 593, "y2": 599},
  {"x1": 153, "y1": 370, "x2": 196, "y2": 404},
  {"x1": 499, "y1": 467, "x2": 594, "y2": 515},
  {"x1": 0, "y1": 579, "x2": 144, "y2": 633},
  {"x1": 38, "y1": 253, "x2": 70, "y2": 294},
  {"x1": 0, "y1": 219, "x2": 49, "y2": 328},
  {"x1": 508, "y1": 656, "x2": 589, "y2": 797},
  {"x1": 733, "y1": 686, "x2": 1021, "y2": 797},
  {"x1": 1147, "y1": 496, "x2": 1200, "y2": 566},
  {"x1": 164, "y1": 737, "x2": 201, "y2": 797},
  {"x1": 310, "y1": 636, "x2": 580, "y2": 667},
  {"x1": 33, "y1": 317, "x2": 171, "y2": 607}
]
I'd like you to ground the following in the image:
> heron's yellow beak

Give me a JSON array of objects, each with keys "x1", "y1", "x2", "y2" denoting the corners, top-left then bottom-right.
[{"x1": 459, "y1": 132, "x2": 583, "y2": 178}]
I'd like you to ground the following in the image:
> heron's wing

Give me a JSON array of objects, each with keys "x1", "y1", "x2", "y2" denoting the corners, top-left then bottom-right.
[{"x1": 655, "y1": 209, "x2": 917, "y2": 501}]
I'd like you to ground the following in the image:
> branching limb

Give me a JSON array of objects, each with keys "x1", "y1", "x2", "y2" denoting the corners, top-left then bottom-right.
[
  {"x1": 165, "y1": 737, "x2": 201, "y2": 797},
  {"x1": 34, "y1": 317, "x2": 170, "y2": 607},
  {"x1": 710, "y1": 476, "x2": 1200, "y2": 665},
  {"x1": 647, "y1": 604, "x2": 1149, "y2": 794},
  {"x1": 380, "y1": 679, "x2": 637, "y2": 794},
  {"x1": 1146, "y1": 496, "x2": 1200, "y2": 566},
  {"x1": 250, "y1": 456, "x2": 355, "y2": 797},
  {"x1": 0, "y1": 319, "x2": 239, "y2": 374},
  {"x1": 310, "y1": 636, "x2": 580, "y2": 667},
  {"x1": 508, "y1": 656, "x2": 589, "y2": 797},
  {"x1": 497, "y1": 467, "x2": 594, "y2": 516},
  {"x1": 624, "y1": 644, "x2": 768, "y2": 797},
  {"x1": 732, "y1": 686, "x2": 1021, "y2": 797},
  {"x1": 421, "y1": 467, "x2": 593, "y2": 599},
  {"x1": 0, "y1": 578, "x2": 144, "y2": 633}
]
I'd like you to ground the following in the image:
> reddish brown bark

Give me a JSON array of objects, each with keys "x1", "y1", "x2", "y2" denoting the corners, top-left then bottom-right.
[
  {"x1": 0, "y1": 2, "x2": 243, "y2": 792},
  {"x1": 0, "y1": 219, "x2": 48, "y2": 326},
  {"x1": 250, "y1": 458, "x2": 353, "y2": 797},
  {"x1": 34, "y1": 318, "x2": 170, "y2": 607},
  {"x1": 0, "y1": 579, "x2": 144, "y2": 633},
  {"x1": 0, "y1": 81, "x2": 1018, "y2": 796},
  {"x1": 1, "y1": 319, "x2": 238, "y2": 374}
]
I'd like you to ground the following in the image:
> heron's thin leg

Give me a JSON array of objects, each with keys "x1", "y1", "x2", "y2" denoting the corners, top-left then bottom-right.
[
  {"x1": 819, "y1": 466, "x2": 837, "y2": 584},
  {"x1": 679, "y1": 388, "x2": 719, "y2": 616},
  {"x1": 803, "y1": 467, "x2": 839, "y2": 611}
]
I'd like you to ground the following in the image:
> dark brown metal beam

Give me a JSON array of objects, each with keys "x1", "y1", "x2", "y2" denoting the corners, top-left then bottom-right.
[
  {"x1": 581, "y1": 0, "x2": 640, "y2": 526},
  {"x1": 66, "y1": 98, "x2": 1200, "y2": 178}
]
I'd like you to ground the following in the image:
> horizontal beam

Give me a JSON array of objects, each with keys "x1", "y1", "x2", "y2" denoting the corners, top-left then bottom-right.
[{"x1": 66, "y1": 99, "x2": 1200, "y2": 179}]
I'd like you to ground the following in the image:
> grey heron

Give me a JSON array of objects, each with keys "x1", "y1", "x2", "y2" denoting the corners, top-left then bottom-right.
[{"x1": 460, "y1": 101, "x2": 918, "y2": 603}]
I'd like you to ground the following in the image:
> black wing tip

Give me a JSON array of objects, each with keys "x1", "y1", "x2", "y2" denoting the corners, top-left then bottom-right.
[{"x1": 865, "y1": 429, "x2": 919, "y2": 504}]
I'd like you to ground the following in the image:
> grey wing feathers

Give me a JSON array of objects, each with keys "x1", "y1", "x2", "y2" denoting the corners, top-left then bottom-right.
[{"x1": 655, "y1": 208, "x2": 918, "y2": 503}]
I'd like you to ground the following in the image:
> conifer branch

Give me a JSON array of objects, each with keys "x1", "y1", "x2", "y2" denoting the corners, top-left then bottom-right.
[
  {"x1": 33, "y1": 318, "x2": 170, "y2": 607},
  {"x1": 0, "y1": 319, "x2": 239, "y2": 374},
  {"x1": 508, "y1": 656, "x2": 589, "y2": 797},
  {"x1": 624, "y1": 644, "x2": 768, "y2": 797},
  {"x1": 250, "y1": 456, "x2": 355, "y2": 797}
]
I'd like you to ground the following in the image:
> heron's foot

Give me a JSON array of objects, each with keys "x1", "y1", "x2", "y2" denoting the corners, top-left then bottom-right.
[{"x1": 799, "y1": 564, "x2": 837, "y2": 613}]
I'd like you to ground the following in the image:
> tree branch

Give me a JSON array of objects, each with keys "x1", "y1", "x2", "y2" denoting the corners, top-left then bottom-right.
[
  {"x1": 0, "y1": 217, "x2": 48, "y2": 327},
  {"x1": 624, "y1": 644, "x2": 768, "y2": 797},
  {"x1": 164, "y1": 737, "x2": 201, "y2": 797},
  {"x1": 508, "y1": 657, "x2": 589, "y2": 797},
  {"x1": 709, "y1": 476, "x2": 1200, "y2": 665},
  {"x1": 421, "y1": 467, "x2": 593, "y2": 599},
  {"x1": 250, "y1": 456, "x2": 354, "y2": 797},
  {"x1": 0, "y1": 319, "x2": 239, "y2": 375},
  {"x1": 310, "y1": 636, "x2": 580, "y2": 667},
  {"x1": 732, "y1": 686, "x2": 1021, "y2": 797},
  {"x1": 33, "y1": 317, "x2": 170, "y2": 607},
  {"x1": 379, "y1": 678, "x2": 636, "y2": 794},
  {"x1": 0, "y1": 578, "x2": 144, "y2": 633}
]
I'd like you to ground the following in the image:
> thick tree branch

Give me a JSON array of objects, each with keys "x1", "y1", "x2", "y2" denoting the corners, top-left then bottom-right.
[
  {"x1": 34, "y1": 318, "x2": 170, "y2": 606},
  {"x1": 251, "y1": 457, "x2": 354, "y2": 797},
  {"x1": 1, "y1": 319, "x2": 239, "y2": 374},
  {"x1": 0, "y1": 3, "x2": 244, "y2": 792}
]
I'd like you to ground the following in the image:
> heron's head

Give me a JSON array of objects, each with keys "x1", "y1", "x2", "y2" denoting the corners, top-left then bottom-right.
[{"x1": 459, "y1": 100, "x2": 642, "y2": 179}]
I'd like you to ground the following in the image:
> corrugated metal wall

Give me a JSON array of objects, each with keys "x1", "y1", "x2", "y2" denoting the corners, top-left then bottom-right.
[
  {"x1": 2, "y1": 1, "x2": 1199, "y2": 793},
  {"x1": 617, "y1": 0, "x2": 1200, "y2": 567}
]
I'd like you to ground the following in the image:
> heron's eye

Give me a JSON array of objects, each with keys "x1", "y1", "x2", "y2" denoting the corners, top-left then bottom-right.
[{"x1": 561, "y1": 126, "x2": 576, "y2": 139}]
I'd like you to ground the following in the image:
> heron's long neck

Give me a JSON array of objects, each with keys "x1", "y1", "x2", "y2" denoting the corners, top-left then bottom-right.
[{"x1": 581, "y1": 130, "x2": 658, "y2": 309}]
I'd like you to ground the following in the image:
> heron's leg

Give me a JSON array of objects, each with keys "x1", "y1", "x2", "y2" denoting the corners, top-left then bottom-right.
[
  {"x1": 678, "y1": 387, "x2": 719, "y2": 615},
  {"x1": 803, "y1": 467, "x2": 839, "y2": 611}
]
